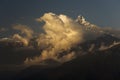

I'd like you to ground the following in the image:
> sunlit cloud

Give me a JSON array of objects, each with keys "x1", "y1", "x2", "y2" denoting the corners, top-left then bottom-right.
[{"x1": 24, "y1": 12, "x2": 83, "y2": 65}]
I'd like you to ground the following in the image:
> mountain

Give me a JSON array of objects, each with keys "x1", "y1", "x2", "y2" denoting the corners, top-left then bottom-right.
[
  {"x1": 14, "y1": 43, "x2": 120, "y2": 80},
  {"x1": 76, "y1": 15, "x2": 120, "y2": 39},
  {"x1": 78, "y1": 34, "x2": 120, "y2": 52},
  {"x1": 0, "y1": 33, "x2": 120, "y2": 80},
  {"x1": 76, "y1": 15, "x2": 102, "y2": 32},
  {"x1": 0, "y1": 15, "x2": 120, "y2": 80},
  {"x1": 0, "y1": 33, "x2": 119, "y2": 65}
]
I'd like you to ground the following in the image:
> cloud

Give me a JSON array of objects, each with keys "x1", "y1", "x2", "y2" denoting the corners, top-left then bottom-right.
[
  {"x1": 13, "y1": 24, "x2": 34, "y2": 38},
  {"x1": 24, "y1": 12, "x2": 84, "y2": 65},
  {"x1": 12, "y1": 34, "x2": 29, "y2": 46},
  {"x1": 12, "y1": 24, "x2": 34, "y2": 46}
]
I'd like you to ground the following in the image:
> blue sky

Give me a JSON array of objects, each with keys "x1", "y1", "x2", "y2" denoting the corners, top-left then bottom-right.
[{"x1": 0, "y1": 0, "x2": 120, "y2": 30}]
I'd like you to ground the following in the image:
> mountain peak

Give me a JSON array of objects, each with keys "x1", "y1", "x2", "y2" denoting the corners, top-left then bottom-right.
[
  {"x1": 76, "y1": 15, "x2": 100, "y2": 31},
  {"x1": 76, "y1": 15, "x2": 90, "y2": 26}
]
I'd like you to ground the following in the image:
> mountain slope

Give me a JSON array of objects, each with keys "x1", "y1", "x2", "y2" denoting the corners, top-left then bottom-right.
[{"x1": 14, "y1": 44, "x2": 120, "y2": 80}]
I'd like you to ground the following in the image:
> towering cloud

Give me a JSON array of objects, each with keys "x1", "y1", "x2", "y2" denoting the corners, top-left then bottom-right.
[{"x1": 24, "y1": 13, "x2": 83, "y2": 65}]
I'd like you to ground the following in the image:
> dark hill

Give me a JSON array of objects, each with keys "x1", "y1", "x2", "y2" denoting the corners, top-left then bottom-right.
[{"x1": 14, "y1": 44, "x2": 120, "y2": 80}]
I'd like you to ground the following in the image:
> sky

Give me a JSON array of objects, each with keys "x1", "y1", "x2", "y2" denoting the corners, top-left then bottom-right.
[
  {"x1": 0, "y1": 0, "x2": 120, "y2": 67},
  {"x1": 0, "y1": 0, "x2": 120, "y2": 31}
]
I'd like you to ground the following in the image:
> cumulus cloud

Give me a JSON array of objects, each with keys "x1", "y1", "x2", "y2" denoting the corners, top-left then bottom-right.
[{"x1": 24, "y1": 12, "x2": 83, "y2": 65}]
